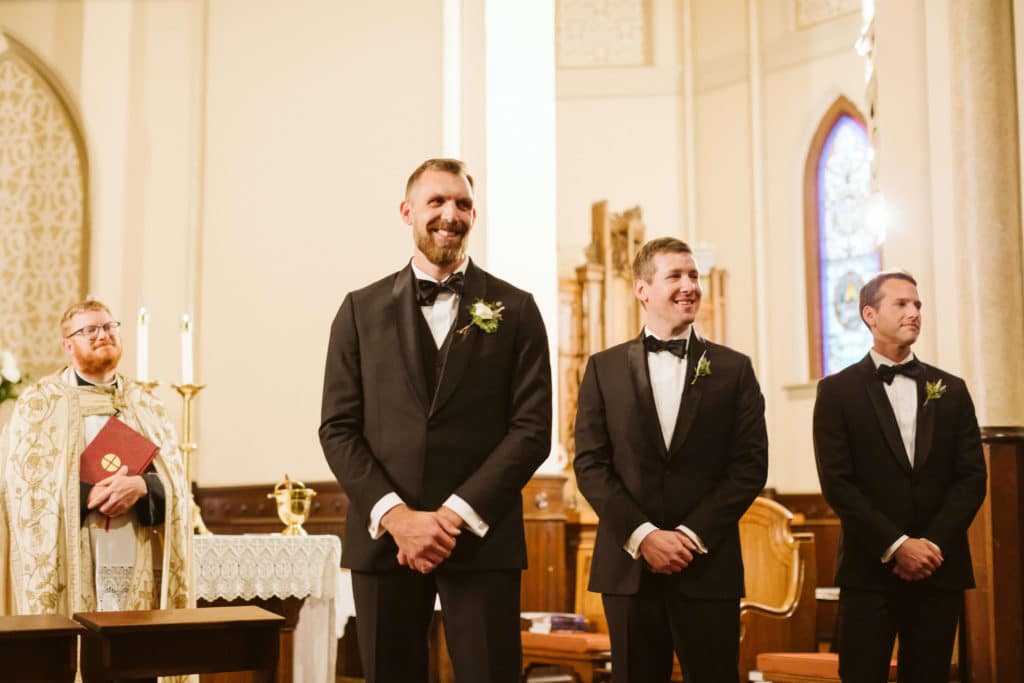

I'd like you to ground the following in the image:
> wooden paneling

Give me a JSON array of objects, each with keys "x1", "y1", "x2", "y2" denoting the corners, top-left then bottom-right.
[
  {"x1": 196, "y1": 480, "x2": 347, "y2": 537},
  {"x1": 963, "y1": 427, "x2": 1024, "y2": 683},
  {"x1": 521, "y1": 475, "x2": 569, "y2": 613}
]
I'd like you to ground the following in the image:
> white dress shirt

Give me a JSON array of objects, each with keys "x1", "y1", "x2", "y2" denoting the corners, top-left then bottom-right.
[
  {"x1": 870, "y1": 349, "x2": 939, "y2": 562},
  {"x1": 871, "y1": 349, "x2": 918, "y2": 467},
  {"x1": 623, "y1": 327, "x2": 707, "y2": 559},
  {"x1": 367, "y1": 258, "x2": 489, "y2": 540}
]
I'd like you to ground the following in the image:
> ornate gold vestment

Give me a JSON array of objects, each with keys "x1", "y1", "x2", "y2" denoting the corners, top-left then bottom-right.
[{"x1": 0, "y1": 368, "x2": 192, "y2": 616}]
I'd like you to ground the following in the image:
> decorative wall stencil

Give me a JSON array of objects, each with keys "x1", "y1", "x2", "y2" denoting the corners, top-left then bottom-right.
[
  {"x1": 556, "y1": 0, "x2": 649, "y2": 68},
  {"x1": 0, "y1": 36, "x2": 88, "y2": 378},
  {"x1": 795, "y1": 0, "x2": 860, "y2": 30}
]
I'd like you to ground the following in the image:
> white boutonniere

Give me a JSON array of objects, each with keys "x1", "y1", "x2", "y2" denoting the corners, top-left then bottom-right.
[
  {"x1": 691, "y1": 351, "x2": 711, "y2": 385},
  {"x1": 924, "y1": 379, "x2": 947, "y2": 406},
  {"x1": 457, "y1": 299, "x2": 504, "y2": 335}
]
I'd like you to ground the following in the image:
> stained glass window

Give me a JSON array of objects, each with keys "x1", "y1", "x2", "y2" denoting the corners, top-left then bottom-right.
[{"x1": 804, "y1": 99, "x2": 879, "y2": 378}]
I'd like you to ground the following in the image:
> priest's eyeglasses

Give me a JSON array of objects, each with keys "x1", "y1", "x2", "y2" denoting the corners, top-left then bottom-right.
[{"x1": 66, "y1": 321, "x2": 122, "y2": 339}]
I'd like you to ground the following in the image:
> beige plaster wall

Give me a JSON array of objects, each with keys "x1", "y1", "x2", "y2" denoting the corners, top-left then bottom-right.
[
  {"x1": 1, "y1": 0, "x2": 451, "y2": 486},
  {"x1": 197, "y1": 0, "x2": 448, "y2": 485}
]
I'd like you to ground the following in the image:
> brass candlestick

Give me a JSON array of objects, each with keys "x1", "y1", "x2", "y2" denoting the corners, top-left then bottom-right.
[
  {"x1": 135, "y1": 380, "x2": 162, "y2": 393},
  {"x1": 172, "y1": 383, "x2": 211, "y2": 535}
]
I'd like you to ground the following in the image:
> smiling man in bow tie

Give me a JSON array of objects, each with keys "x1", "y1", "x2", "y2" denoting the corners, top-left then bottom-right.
[
  {"x1": 573, "y1": 237, "x2": 768, "y2": 682},
  {"x1": 813, "y1": 270, "x2": 987, "y2": 682},
  {"x1": 319, "y1": 158, "x2": 552, "y2": 683}
]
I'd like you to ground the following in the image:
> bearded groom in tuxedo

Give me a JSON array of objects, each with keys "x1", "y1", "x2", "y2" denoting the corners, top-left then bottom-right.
[
  {"x1": 573, "y1": 237, "x2": 768, "y2": 682},
  {"x1": 319, "y1": 158, "x2": 552, "y2": 683}
]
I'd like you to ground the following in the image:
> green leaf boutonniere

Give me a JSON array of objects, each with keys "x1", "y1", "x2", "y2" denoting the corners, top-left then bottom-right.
[
  {"x1": 924, "y1": 379, "x2": 947, "y2": 406},
  {"x1": 457, "y1": 300, "x2": 505, "y2": 335},
  {"x1": 691, "y1": 351, "x2": 711, "y2": 385}
]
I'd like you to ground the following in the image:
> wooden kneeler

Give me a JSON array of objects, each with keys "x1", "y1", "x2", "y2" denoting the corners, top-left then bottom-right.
[
  {"x1": 0, "y1": 614, "x2": 84, "y2": 683},
  {"x1": 74, "y1": 606, "x2": 284, "y2": 682}
]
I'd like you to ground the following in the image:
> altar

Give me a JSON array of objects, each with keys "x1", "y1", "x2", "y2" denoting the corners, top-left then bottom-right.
[{"x1": 193, "y1": 534, "x2": 354, "y2": 683}]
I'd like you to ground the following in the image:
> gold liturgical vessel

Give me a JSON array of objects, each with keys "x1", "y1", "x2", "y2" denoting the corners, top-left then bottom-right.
[{"x1": 269, "y1": 477, "x2": 316, "y2": 536}]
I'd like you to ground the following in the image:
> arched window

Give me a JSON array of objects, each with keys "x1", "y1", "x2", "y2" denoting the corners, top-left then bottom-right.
[{"x1": 804, "y1": 96, "x2": 879, "y2": 378}]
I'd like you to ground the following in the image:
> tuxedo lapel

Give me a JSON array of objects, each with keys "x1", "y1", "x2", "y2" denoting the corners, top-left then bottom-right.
[
  {"x1": 859, "y1": 355, "x2": 912, "y2": 472},
  {"x1": 392, "y1": 267, "x2": 431, "y2": 413},
  {"x1": 431, "y1": 260, "x2": 485, "y2": 415},
  {"x1": 914, "y1": 370, "x2": 937, "y2": 469},
  {"x1": 627, "y1": 336, "x2": 668, "y2": 459},
  {"x1": 667, "y1": 331, "x2": 706, "y2": 457}
]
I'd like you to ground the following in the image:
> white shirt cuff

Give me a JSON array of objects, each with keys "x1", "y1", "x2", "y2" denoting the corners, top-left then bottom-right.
[
  {"x1": 368, "y1": 492, "x2": 404, "y2": 540},
  {"x1": 624, "y1": 522, "x2": 658, "y2": 559},
  {"x1": 881, "y1": 534, "x2": 909, "y2": 563},
  {"x1": 676, "y1": 524, "x2": 708, "y2": 554},
  {"x1": 443, "y1": 495, "x2": 489, "y2": 537}
]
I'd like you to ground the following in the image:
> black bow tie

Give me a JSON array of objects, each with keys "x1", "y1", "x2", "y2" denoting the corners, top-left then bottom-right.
[
  {"x1": 417, "y1": 273, "x2": 465, "y2": 306},
  {"x1": 877, "y1": 359, "x2": 923, "y2": 385},
  {"x1": 643, "y1": 335, "x2": 687, "y2": 359}
]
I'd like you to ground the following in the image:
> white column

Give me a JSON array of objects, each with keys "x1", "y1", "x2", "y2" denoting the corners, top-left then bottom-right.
[
  {"x1": 746, "y1": 3, "x2": 769, "y2": 391},
  {"x1": 948, "y1": 0, "x2": 1024, "y2": 425},
  {"x1": 442, "y1": 0, "x2": 462, "y2": 158},
  {"x1": 484, "y1": 0, "x2": 560, "y2": 469},
  {"x1": 681, "y1": 0, "x2": 698, "y2": 243}
]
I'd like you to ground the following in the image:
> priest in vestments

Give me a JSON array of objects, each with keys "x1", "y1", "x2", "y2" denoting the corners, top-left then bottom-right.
[{"x1": 0, "y1": 299, "x2": 192, "y2": 618}]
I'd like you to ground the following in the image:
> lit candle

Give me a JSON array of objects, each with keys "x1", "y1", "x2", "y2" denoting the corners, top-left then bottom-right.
[
  {"x1": 181, "y1": 313, "x2": 194, "y2": 385},
  {"x1": 136, "y1": 307, "x2": 149, "y2": 381}
]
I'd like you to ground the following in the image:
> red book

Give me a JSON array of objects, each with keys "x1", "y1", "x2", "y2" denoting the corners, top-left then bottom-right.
[{"x1": 79, "y1": 416, "x2": 160, "y2": 484}]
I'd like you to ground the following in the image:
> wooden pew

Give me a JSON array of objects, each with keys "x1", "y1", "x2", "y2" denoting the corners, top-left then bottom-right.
[
  {"x1": 75, "y1": 606, "x2": 284, "y2": 682},
  {"x1": 0, "y1": 614, "x2": 84, "y2": 683}
]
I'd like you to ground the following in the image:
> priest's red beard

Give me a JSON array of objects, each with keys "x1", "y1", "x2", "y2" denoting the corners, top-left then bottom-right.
[
  {"x1": 75, "y1": 340, "x2": 123, "y2": 377},
  {"x1": 415, "y1": 219, "x2": 468, "y2": 268}
]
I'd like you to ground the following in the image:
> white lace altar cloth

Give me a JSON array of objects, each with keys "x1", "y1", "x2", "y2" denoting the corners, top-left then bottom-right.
[{"x1": 194, "y1": 534, "x2": 355, "y2": 683}]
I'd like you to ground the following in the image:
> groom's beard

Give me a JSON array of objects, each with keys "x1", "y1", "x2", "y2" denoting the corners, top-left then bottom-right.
[{"x1": 415, "y1": 218, "x2": 469, "y2": 268}]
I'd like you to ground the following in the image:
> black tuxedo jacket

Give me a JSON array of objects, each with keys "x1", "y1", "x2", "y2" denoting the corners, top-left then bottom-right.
[
  {"x1": 813, "y1": 354, "x2": 986, "y2": 591},
  {"x1": 320, "y1": 260, "x2": 552, "y2": 572},
  {"x1": 573, "y1": 332, "x2": 768, "y2": 597}
]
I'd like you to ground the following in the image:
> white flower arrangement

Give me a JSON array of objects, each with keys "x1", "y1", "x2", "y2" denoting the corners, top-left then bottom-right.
[{"x1": 0, "y1": 350, "x2": 24, "y2": 404}]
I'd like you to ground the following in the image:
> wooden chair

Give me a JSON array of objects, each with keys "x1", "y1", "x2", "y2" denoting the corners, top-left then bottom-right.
[
  {"x1": 522, "y1": 497, "x2": 816, "y2": 682},
  {"x1": 735, "y1": 498, "x2": 818, "y2": 679}
]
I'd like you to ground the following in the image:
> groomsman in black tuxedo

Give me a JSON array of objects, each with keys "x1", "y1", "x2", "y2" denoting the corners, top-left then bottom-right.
[
  {"x1": 574, "y1": 237, "x2": 768, "y2": 682},
  {"x1": 813, "y1": 270, "x2": 986, "y2": 683},
  {"x1": 319, "y1": 158, "x2": 552, "y2": 683}
]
